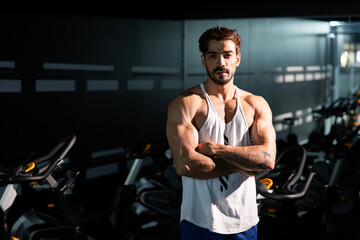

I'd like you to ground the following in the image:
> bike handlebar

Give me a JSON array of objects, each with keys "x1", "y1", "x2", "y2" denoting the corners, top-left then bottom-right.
[
  {"x1": 256, "y1": 146, "x2": 315, "y2": 200},
  {"x1": 0, "y1": 135, "x2": 77, "y2": 190},
  {"x1": 30, "y1": 134, "x2": 76, "y2": 165}
]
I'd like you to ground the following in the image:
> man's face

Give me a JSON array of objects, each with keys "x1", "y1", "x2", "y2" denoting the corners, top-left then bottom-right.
[{"x1": 201, "y1": 39, "x2": 241, "y2": 85}]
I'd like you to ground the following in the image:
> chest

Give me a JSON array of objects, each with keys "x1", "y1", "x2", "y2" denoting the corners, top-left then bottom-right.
[
  {"x1": 193, "y1": 96, "x2": 254, "y2": 131},
  {"x1": 211, "y1": 97, "x2": 237, "y2": 123}
]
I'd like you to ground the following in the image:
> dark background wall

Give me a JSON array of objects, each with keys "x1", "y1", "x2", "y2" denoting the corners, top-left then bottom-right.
[{"x1": 0, "y1": 14, "x2": 182, "y2": 168}]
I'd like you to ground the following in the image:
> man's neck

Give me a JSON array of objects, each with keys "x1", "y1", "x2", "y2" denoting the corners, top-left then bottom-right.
[{"x1": 204, "y1": 79, "x2": 236, "y2": 101}]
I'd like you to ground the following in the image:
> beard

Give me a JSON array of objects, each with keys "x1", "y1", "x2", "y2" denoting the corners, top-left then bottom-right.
[{"x1": 206, "y1": 66, "x2": 235, "y2": 86}]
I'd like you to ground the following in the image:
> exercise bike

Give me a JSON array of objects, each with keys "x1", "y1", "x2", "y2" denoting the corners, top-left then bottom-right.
[
  {"x1": 0, "y1": 135, "x2": 90, "y2": 240},
  {"x1": 113, "y1": 143, "x2": 181, "y2": 240},
  {"x1": 256, "y1": 145, "x2": 317, "y2": 240}
]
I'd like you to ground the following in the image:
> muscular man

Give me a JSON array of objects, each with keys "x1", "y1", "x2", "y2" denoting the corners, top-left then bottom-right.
[{"x1": 166, "y1": 27, "x2": 276, "y2": 239}]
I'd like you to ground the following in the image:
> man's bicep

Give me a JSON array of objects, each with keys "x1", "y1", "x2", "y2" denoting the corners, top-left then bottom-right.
[
  {"x1": 251, "y1": 98, "x2": 276, "y2": 148},
  {"x1": 166, "y1": 100, "x2": 199, "y2": 174},
  {"x1": 166, "y1": 98, "x2": 198, "y2": 151},
  {"x1": 166, "y1": 121, "x2": 198, "y2": 158},
  {"x1": 254, "y1": 119, "x2": 276, "y2": 147}
]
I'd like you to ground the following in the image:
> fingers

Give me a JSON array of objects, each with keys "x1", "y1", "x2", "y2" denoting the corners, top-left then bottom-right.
[
  {"x1": 196, "y1": 142, "x2": 212, "y2": 156},
  {"x1": 196, "y1": 142, "x2": 205, "y2": 153}
]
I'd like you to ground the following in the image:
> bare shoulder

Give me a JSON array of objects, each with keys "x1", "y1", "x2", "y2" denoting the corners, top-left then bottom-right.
[
  {"x1": 168, "y1": 85, "x2": 204, "y2": 109},
  {"x1": 167, "y1": 85, "x2": 205, "y2": 121},
  {"x1": 239, "y1": 89, "x2": 272, "y2": 114}
]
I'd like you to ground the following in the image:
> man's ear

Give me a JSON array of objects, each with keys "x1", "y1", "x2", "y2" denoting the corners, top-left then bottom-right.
[
  {"x1": 201, "y1": 55, "x2": 206, "y2": 68},
  {"x1": 236, "y1": 52, "x2": 241, "y2": 67}
]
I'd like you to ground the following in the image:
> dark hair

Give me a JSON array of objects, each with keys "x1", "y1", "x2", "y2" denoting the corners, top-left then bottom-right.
[{"x1": 198, "y1": 26, "x2": 242, "y2": 55}]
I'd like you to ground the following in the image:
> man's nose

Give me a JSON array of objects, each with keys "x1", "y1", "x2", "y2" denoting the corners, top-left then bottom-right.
[{"x1": 218, "y1": 56, "x2": 225, "y2": 66}]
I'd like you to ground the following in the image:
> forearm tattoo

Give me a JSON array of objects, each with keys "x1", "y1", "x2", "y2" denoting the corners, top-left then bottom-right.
[
  {"x1": 228, "y1": 149, "x2": 274, "y2": 170},
  {"x1": 262, "y1": 150, "x2": 274, "y2": 169}
]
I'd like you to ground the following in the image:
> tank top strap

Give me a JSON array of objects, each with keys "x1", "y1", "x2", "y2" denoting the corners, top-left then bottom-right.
[
  {"x1": 234, "y1": 86, "x2": 240, "y2": 106},
  {"x1": 199, "y1": 83, "x2": 210, "y2": 101},
  {"x1": 200, "y1": 83, "x2": 217, "y2": 114},
  {"x1": 234, "y1": 87, "x2": 250, "y2": 129}
]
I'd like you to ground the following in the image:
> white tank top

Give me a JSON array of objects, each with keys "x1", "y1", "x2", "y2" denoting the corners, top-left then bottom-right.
[{"x1": 180, "y1": 83, "x2": 259, "y2": 234}]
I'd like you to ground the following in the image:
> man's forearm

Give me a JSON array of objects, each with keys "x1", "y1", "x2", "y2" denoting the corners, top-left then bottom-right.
[
  {"x1": 197, "y1": 142, "x2": 275, "y2": 172},
  {"x1": 174, "y1": 150, "x2": 249, "y2": 179},
  {"x1": 219, "y1": 145, "x2": 275, "y2": 171}
]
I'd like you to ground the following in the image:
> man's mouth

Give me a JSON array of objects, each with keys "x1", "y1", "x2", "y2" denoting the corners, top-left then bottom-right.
[
  {"x1": 215, "y1": 70, "x2": 229, "y2": 75},
  {"x1": 213, "y1": 67, "x2": 229, "y2": 74}
]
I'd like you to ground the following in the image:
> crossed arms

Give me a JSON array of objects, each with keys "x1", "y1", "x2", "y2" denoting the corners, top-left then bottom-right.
[{"x1": 166, "y1": 93, "x2": 276, "y2": 179}]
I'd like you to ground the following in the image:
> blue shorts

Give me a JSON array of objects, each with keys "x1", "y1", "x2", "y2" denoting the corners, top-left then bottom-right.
[{"x1": 181, "y1": 220, "x2": 257, "y2": 240}]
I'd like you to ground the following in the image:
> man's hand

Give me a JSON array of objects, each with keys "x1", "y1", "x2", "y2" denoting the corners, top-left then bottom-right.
[{"x1": 196, "y1": 142, "x2": 218, "y2": 156}]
